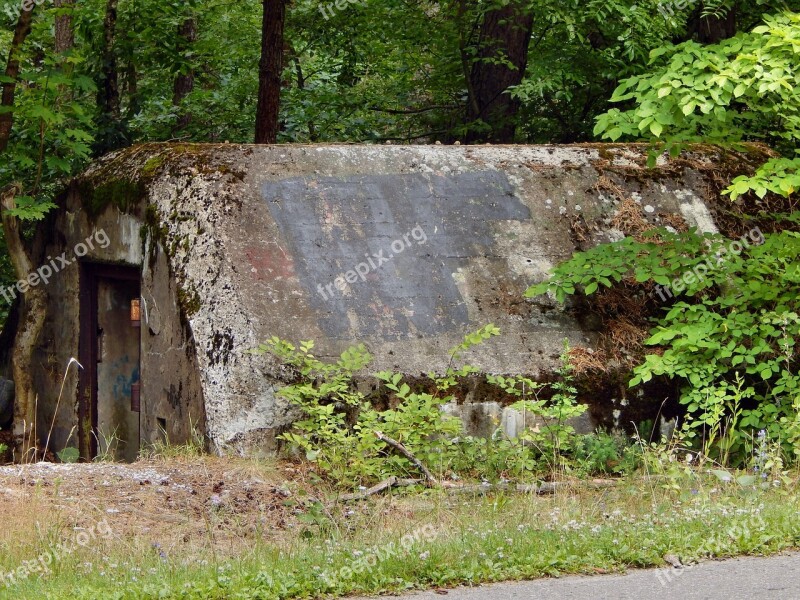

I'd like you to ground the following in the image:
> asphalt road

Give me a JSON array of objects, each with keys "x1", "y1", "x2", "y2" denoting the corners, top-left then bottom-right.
[{"x1": 356, "y1": 553, "x2": 800, "y2": 600}]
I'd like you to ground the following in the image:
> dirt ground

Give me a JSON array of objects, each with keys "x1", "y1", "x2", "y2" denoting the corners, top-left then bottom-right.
[{"x1": 0, "y1": 457, "x2": 310, "y2": 559}]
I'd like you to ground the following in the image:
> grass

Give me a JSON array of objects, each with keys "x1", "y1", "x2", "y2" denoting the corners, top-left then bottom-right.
[{"x1": 1, "y1": 459, "x2": 800, "y2": 599}]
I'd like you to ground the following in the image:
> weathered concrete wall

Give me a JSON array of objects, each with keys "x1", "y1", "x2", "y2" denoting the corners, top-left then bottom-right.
[
  {"x1": 26, "y1": 177, "x2": 205, "y2": 457},
  {"x1": 20, "y1": 142, "x2": 768, "y2": 456}
]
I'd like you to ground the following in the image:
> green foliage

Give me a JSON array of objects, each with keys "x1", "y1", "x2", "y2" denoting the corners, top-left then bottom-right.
[
  {"x1": 594, "y1": 10, "x2": 800, "y2": 199},
  {"x1": 511, "y1": 0, "x2": 685, "y2": 142},
  {"x1": 257, "y1": 328, "x2": 597, "y2": 487},
  {"x1": 527, "y1": 226, "x2": 800, "y2": 465},
  {"x1": 56, "y1": 446, "x2": 80, "y2": 463},
  {"x1": 1, "y1": 4, "x2": 96, "y2": 220},
  {"x1": 258, "y1": 334, "x2": 466, "y2": 486},
  {"x1": 485, "y1": 340, "x2": 587, "y2": 472},
  {"x1": 570, "y1": 431, "x2": 640, "y2": 476}
]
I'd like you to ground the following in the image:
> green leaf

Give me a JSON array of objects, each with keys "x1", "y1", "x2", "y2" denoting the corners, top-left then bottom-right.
[
  {"x1": 711, "y1": 469, "x2": 733, "y2": 483},
  {"x1": 57, "y1": 447, "x2": 80, "y2": 463}
]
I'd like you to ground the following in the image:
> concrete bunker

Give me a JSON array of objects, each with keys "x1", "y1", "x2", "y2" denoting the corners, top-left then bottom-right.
[{"x1": 0, "y1": 143, "x2": 770, "y2": 460}]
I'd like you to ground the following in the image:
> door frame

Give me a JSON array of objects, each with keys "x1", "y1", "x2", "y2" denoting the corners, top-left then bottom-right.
[{"x1": 78, "y1": 263, "x2": 141, "y2": 461}]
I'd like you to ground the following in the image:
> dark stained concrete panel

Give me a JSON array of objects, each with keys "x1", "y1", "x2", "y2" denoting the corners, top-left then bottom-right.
[{"x1": 262, "y1": 172, "x2": 530, "y2": 339}]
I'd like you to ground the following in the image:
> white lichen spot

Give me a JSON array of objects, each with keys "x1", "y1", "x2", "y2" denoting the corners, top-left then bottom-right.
[
  {"x1": 607, "y1": 228, "x2": 625, "y2": 242},
  {"x1": 676, "y1": 191, "x2": 719, "y2": 234},
  {"x1": 559, "y1": 206, "x2": 567, "y2": 215}
]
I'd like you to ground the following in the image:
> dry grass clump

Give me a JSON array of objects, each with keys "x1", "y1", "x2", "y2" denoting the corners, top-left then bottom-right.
[
  {"x1": 567, "y1": 347, "x2": 609, "y2": 374},
  {"x1": 610, "y1": 197, "x2": 653, "y2": 239}
]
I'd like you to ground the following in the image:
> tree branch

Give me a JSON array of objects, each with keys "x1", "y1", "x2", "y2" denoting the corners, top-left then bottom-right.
[
  {"x1": 375, "y1": 431, "x2": 438, "y2": 486},
  {"x1": 368, "y1": 105, "x2": 459, "y2": 115},
  {"x1": 0, "y1": 5, "x2": 35, "y2": 154}
]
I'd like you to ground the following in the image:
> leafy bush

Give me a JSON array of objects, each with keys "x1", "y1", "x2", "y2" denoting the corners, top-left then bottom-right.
[
  {"x1": 594, "y1": 10, "x2": 800, "y2": 200},
  {"x1": 569, "y1": 431, "x2": 639, "y2": 476},
  {"x1": 256, "y1": 327, "x2": 498, "y2": 486},
  {"x1": 255, "y1": 328, "x2": 595, "y2": 487},
  {"x1": 527, "y1": 227, "x2": 800, "y2": 465}
]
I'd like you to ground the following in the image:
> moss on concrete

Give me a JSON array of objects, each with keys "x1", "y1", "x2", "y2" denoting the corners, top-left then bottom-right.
[
  {"x1": 79, "y1": 177, "x2": 146, "y2": 220},
  {"x1": 177, "y1": 284, "x2": 201, "y2": 318}
]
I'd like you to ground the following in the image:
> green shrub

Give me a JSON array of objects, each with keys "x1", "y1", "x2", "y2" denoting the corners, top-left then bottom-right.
[
  {"x1": 527, "y1": 228, "x2": 800, "y2": 466},
  {"x1": 255, "y1": 328, "x2": 596, "y2": 487}
]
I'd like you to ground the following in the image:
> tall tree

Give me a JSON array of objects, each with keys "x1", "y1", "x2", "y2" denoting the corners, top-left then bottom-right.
[
  {"x1": 463, "y1": 0, "x2": 534, "y2": 143},
  {"x1": 255, "y1": 0, "x2": 287, "y2": 143},
  {"x1": 1, "y1": 185, "x2": 46, "y2": 453},
  {"x1": 0, "y1": 5, "x2": 35, "y2": 154},
  {"x1": 54, "y1": 0, "x2": 75, "y2": 55},
  {"x1": 173, "y1": 15, "x2": 197, "y2": 133},
  {"x1": 94, "y1": 0, "x2": 126, "y2": 153},
  {"x1": 0, "y1": 6, "x2": 39, "y2": 453}
]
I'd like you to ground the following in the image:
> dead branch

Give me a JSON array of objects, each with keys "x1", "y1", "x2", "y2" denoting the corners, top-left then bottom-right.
[
  {"x1": 337, "y1": 476, "x2": 617, "y2": 502},
  {"x1": 338, "y1": 476, "x2": 423, "y2": 502},
  {"x1": 374, "y1": 431, "x2": 438, "y2": 486}
]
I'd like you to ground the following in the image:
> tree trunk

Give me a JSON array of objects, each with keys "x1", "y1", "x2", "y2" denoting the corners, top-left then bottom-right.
[
  {"x1": 125, "y1": 62, "x2": 140, "y2": 119},
  {"x1": 0, "y1": 6, "x2": 35, "y2": 154},
  {"x1": 254, "y1": 0, "x2": 287, "y2": 144},
  {"x1": 464, "y1": 1, "x2": 534, "y2": 144},
  {"x1": 1, "y1": 185, "x2": 47, "y2": 458},
  {"x1": 173, "y1": 16, "x2": 197, "y2": 133},
  {"x1": 289, "y1": 44, "x2": 317, "y2": 141},
  {"x1": 94, "y1": 0, "x2": 126, "y2": 153},
  {"x1": 54, "y1": 0, "x2": 75, "y2": 54},
  {"x1": 98, "y1": 0, "x2": 120, "y2": 118}
]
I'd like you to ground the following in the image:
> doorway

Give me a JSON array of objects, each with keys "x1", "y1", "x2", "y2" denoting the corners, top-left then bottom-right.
[{"x1": 79, "y1": 264, "x2": 141, "y2": 461}]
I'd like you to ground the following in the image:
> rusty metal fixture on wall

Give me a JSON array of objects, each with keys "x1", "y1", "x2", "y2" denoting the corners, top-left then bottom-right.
[{"x1": 130, "y1": 298, "x2": 141, "y2": 327}]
